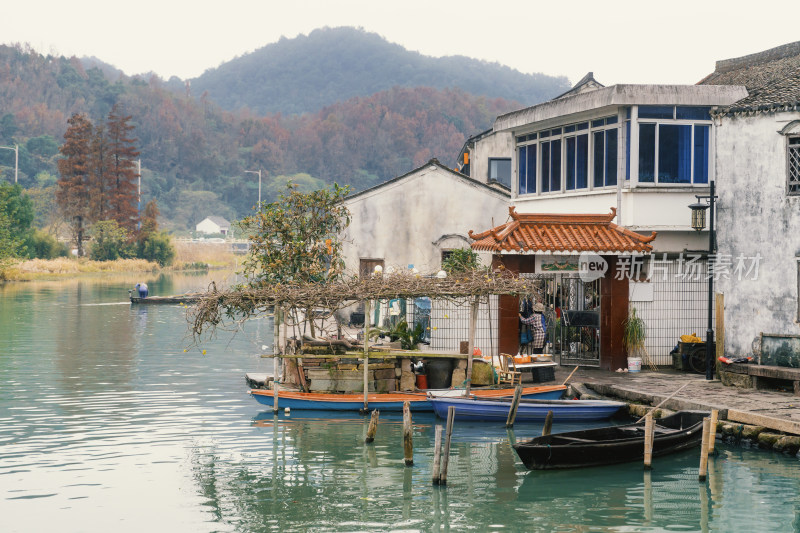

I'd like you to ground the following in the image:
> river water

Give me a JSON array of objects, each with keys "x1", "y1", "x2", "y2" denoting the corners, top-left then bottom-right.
[{"x1": 2, "y1": 274, "x2": 800, "y2": 532}]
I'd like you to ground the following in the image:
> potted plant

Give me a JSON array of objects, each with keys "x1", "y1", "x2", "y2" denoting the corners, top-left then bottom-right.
[{"x1": 623, "y1": 307, "x2": 655, "y2": 372}]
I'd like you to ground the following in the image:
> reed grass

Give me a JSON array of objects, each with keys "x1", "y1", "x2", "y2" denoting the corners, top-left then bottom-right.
[
  {"x1": 4, "y1": 257, "x2": 159, "y2": 281},
  {"x1": 172, "y1": 241, "x2": 239, "y2": 270}
]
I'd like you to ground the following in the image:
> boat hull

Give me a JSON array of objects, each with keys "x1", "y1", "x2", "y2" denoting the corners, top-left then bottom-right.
[
  {"x1": 428, "y1": 397, "x2": 625, "y2": 422},
  {"x1": 250, "y1": 385, "x2": 566, "y2": 412},
  {"x1": 513, "y1": 411, "x2": 708, "y2": 470},
  {"x1": 130, "y1": 295, "x2": 201, "y2": 304}
]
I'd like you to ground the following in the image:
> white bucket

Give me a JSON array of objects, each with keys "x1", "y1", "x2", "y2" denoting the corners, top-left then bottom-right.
[{"x1": 628, "y1": 357, "x2": 642, "y2": 373}]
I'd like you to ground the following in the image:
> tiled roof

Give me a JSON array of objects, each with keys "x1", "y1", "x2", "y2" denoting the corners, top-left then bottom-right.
[
  {"x1": 699, "y1": 41, "x2": 800, "y2": 114},
  {"x1": 468, "y1": 207, "x2": 656, "y2": 255},
  {"x1": 206, "y1": 216, "x2": 231, "y2": 227}
]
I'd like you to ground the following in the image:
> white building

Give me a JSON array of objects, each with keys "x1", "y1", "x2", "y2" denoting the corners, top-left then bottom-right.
[
  {"x1": 196, "y1": 216, "x2": 231, "y2": 236},
  {"x1": 464, "y1": 74, "x2": 747, "y2": 366}
]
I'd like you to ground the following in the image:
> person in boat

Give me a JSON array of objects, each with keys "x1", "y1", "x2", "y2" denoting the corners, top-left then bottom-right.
[{"x1": 134, "y1": 282, "x2": 148, "y2": 298}]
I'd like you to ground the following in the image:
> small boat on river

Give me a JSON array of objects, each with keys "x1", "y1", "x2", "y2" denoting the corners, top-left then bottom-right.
[
  {"x1": 513, "y1": 410, "x2": 708, "y2": 470},
  {"x1": 428, "y1": 396, "x2": 626, "y2": 421},
  {"x1": 129, "y1": 291, "x2": 202, "y2": 304},
  {"x1": 250, "y1": 384, "x2": 566, "y2": 412}
]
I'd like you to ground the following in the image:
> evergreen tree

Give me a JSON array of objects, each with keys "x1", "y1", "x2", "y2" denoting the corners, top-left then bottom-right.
[
  {"x1": 56, "y1": 113, "x2": 93, "y2": 256},
  {"x1": 106, "y1": 105, "x2": 140, "y2": 234}
]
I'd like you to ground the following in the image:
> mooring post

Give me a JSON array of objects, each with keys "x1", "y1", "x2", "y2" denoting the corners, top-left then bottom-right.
[
  {"x1": 644, "y1": 412, "x2": 654, "y2": 470},
  {"x1": 273, "y1": 306, "x2": 281, "y2": 413},
  {"x1": 505, "y1": 385, "x2": 523, "y2": 428},
  {"x1": 465, "y1": 297, "x2": 479, "y2": 396},
  {"x1": 361, "y1": 300, "x2": 371, "y2": 415},
  {"x1": 365, "y1": 409, "x2": 380, "y2": 444},
  {"x1": 403, "y1": 401, "x2": 413, "y2": 466},
  {"x1": 542, "y1": 409, "x2": 554, "y2": 436},
  {"x1": 699, "y1": 417, "x2": 711, "y2": 482},
  {"x1": 440, "y1": 405, "x2": 455, "y2": 486},
  {"x1": 432, "y1": 425, "x2": 443, "y2": 485},
  {"x1": 708, "y1": 409, "x2": 718, "y2": 456}
]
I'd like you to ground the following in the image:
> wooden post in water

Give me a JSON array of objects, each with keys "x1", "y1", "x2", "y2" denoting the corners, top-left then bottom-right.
[
  {"x1": 365, "y1": 409, "x2": 380, "y2": 444},
  {"x1": 465, "y1": 297, "x2": 479, "y2": 397},
  {"x1": 699, "y1": 417, "x2": 711, "y2": 481},
  {"x1": 505, "y1": 385, "x2": 523, "y2": 428},
  {"x1": 440, "y1": 406, "x2": 455, "y2": 486},
  {"x1": 273, "y1": 306, "x2": 281, "y2": 413},
  {"x1": 403, "y1": 401, "x2": 413, "y2": 466},
  {"x1": 542, "y1": 410, "x2": 554, "y2": 436},
  {"x1": 361, "y1": 300, "x2": 371, "y2": 415},
  {"x1": 432, "y1": 425, "x2": 443, "y2": 485},
  {"x1": 643, "y1": 412, "x2": 654, "y2": 470},
  {"x1": 708, "y1": 409, "x2": 718, "y2": 455}
]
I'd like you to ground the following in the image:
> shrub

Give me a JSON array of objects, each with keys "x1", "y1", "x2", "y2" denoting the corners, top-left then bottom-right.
[
  {"x1": 24, "y1": 230, "x2": 68, "y2": 259},
  {"x1": 89, "y1": 220, "x2": 135, "y2": 261},
  {"x1": 137, "y1": 231, "x2": 175, "y2": 266}
]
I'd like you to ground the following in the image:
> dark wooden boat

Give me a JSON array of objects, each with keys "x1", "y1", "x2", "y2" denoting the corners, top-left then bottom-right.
[
  {"x1": 129, "y1": 292, "x2": 202, "y2": 304},
  {"x1": 513, "y1": 410, "x2": 708, "y2": 470}
]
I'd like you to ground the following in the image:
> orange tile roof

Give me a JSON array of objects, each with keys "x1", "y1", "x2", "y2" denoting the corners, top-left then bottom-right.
[{"x1": 469, "y1": 207, "x2": 656, "y2": 254}]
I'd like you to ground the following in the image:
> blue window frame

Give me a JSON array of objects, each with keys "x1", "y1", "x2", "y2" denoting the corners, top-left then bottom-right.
[
  {"x1": 639, "y1": 123, "x2": 656, "y2": 182},
  {"x1": 518, "y1": 146, "x2": 537, "y2": 194},
  {"x1": 541, "y1": 142, "x2": 551, "y2": 192},
  {"x1": 658, "y1": 124, "x2": 691, "y2": 183},
  {"x1": 676, "y1": 107, "x2": 711, "y2": 120},
  {"x1": 639, "y1": 106, "x2": 674, "y2": 119},
  {"x1": 638, "y1": 122, "x2": 710, "y2": 184},
  {"x1": 566, "y1": 134, "x2": 588, "y2": 190},
  {"x1": 693, "y1": 125, "x2": 709, "y2": 183},
  {"x1": 593, "y1": 131, "x2": 605, "y2": 187}
]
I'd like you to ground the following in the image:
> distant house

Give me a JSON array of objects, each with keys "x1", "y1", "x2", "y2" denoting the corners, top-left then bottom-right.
[{"x1": 196, "y1": 216, "x2": 231, "y2": 235}]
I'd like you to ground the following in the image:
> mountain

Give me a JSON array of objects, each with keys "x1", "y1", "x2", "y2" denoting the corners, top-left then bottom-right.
[{"x1": 189, "y1": 27, "x2": 570, "y2": 116}]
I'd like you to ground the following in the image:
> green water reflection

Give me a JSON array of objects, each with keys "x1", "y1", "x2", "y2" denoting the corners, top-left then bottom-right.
[{"x1": 2, "y1": 276, "x2": 800, "y2": 532}]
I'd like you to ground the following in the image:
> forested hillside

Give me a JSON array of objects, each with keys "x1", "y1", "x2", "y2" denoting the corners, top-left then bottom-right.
[
  {"x1": 0, "y1": 37, "x2": 565, "y2": 231},
  {"x1": 189, "y1": 27, "x2": 570, "y2": 116}
]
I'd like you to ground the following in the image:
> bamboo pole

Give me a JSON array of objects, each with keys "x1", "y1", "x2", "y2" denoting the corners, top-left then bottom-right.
[
  {"x1": 361, "y1": 300, "x2": 371, "y2": 414},
  {"x1": 708, "y1": 409, "x2": 718, "y2": 455},
  {"x1": 365, "y1": 409, "x2": 380, "y2": 444},
  {"x1": 273, "y1": 307, "x2": 281, "y2": 413},
  {"x1": 644, "y1": 412, "x2": 654, "y2": 470},
  {"x1": 635, "y1": 382, "x2": 691, "y2": 423},
  {"x1": 440, "y1": 406, "x2": 455, "y2": 486},
  {"x1": 699, "y1": 417, "x2": 711, "y2": 481},
  {"x1": 465, "y1": 297, "x2": 479, "y2": 397},
  {"x1": 561, "y1": 365, "x2": 580, "y2": 386},
  {"x1": 505, "y1": 385, "x2": 523, "y2": 428},
  {"x1": 403, "y1": 401, "x2": 413, "y2": 466},
  {"x1": 432, "y1": 425, "x2": 443, "y2": 485},
  {"x1": 542, "y1": 410, "x2": 554, "y2": 436}
]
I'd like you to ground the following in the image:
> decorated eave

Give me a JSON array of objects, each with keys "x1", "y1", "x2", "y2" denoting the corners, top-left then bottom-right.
[{"x1": 468, "y1": 207, "x2": 657, "y2": 255}]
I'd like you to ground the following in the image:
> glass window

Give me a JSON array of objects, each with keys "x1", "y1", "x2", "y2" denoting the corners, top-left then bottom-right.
[
  {"x1": 527, "y1": 145, "x2": 537, "y2": 193},
  {"x1": 516, "y1": 135, "x2": 526, "y2": 144},
  {"x1": 593, "y1": 131, "x2": 605, "y2": 187},
  {"x1": 592, "y1": 119, "x2": 605, "y2": 128},
  {"x1": 606, "y1": 116, "x2": 618, "y2": 125},
  {"x1": 789, "y1": 137, "x2": 800, "y2": 196},
  {"x1": 676, "y1": 106, "x2": 711, "y2": 120},
  {"x1": 564, "y1": 125, "x2": 576, "y2": 133},
  {"x1": 528, "y1": 133, "x2": 537, "y2": 140},
  {"x1": 639, "y1": 106, "x2": 674, "y2": 119},
  {"x1": 625, "y1": 121, "x2": 631, "y2": 181},
  {"x1": 658, "y1": 124, "x2": 692, "y2": 183},
  {"x1": 639, "y1": 123, "x2": 656, "y2": 182},
  {"x1": 518, "y1": 146, "x2": 527, "y2": 194},
  {"x1": 605, "y1": 129, "x2": 618, "y2": 186},
  {"x1": 540, "y1": 130, "x2": 550, "y2": 139},
  {"x1": 551, "y1": 128, "x2": 562, "y2": 136},
  {"x1": 551, "y1": 139, "x2": 561, "y2": 191},
  {"x1": 489, "y1": 158, "x2": 511, "y2": 188},
  {"x1": 541, "y1": 142, "x2": 550, "y2": 193},
  {"x1": 694, "y1": 125, "x2": 709, "y2": 184},
  {"x1": 577, "y1": 122, "x2": 589, "y2": 131},
  {"x1": 576, "y1": 134, "x2": 588, "y2": 189},
  {"x1": 566, "y1": 137, "x2": 576, "y2": 190}
]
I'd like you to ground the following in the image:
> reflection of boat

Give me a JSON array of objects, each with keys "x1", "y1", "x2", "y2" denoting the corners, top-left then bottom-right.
[
  {"x1": 128, "y1": 291, "x2": 202, "y2": 304},
  {"x1": 513, "y1": 410, "x2": 707, "y2": 470},
  {"x1": 428, "y1": 397, "x2": 625, "y2": 422},
  {"x1": 250, "y1": 384, "x2": 566, "y2": 412}
]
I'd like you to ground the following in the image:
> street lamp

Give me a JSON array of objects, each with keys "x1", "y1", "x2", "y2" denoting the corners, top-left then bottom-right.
[
  {"x1": 0, "y1": 144, "x2": 18, "y2": 183},
  {"x1": 688, "y1": 180, "x2": 717, "y2": 381},
  {"x1": 244, "y1": 169, "x2": 262, "y2": 207}
]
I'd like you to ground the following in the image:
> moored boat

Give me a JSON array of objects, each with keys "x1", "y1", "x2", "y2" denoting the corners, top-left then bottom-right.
[
  {"x1": 513, "y1": 410, "x2": 708, "y2": 470},
  {"x1": 428, "y1": 396, "x2": 626, "y2": 421},
  {"x1": 129, "y1": 292, "x2": 202, "y2": 304},
  {"x1": 250, "y1": 384, "x2": 566, "y2": 412}
]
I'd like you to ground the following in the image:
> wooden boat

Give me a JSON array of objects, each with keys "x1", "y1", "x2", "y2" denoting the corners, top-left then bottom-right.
[
  {"x1": 428, "y1": 396, "x2": 625, "y2": 422},
  {"x1": 513, "y1": 410, "x2": 708, "y2": 470},
  {"x1": 129, "y1": 292, "x2": 203, "y2": 304},
  {"x1": 250, "y1": 384, "x2": 566, "y2": 412}
]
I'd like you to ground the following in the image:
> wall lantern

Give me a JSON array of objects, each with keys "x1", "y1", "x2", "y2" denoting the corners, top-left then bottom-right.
[{"x1": 688, "y1": 201, "x2": 709, "y2": 231}]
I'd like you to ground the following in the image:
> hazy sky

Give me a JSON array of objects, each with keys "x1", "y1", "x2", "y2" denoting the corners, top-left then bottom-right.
[{"x1": 6, "y1": 0, "x2": 799, "y2": 86}]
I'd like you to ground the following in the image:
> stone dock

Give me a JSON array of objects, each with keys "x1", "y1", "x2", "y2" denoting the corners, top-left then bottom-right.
[{"x1": 561, "y1": 366, "x2": 800, "y2": 454}]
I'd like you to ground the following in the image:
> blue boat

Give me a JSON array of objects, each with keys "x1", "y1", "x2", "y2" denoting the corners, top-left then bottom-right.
[
  {"x1": 428, "y1": 397, "x2": 626, "y2": 422},
  {"x1": 249, "y1": 384, "x2": 566, "y2": 412}
]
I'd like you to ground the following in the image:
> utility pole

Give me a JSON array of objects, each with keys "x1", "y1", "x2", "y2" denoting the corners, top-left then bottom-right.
[{"x1": 244, "y1": 169, "x2": 262, "y2": 206}]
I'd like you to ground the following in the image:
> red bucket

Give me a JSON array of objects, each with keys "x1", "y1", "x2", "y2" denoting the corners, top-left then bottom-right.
[{"x1": 415, "y1": 374, "x2": 428, "y2": 390}]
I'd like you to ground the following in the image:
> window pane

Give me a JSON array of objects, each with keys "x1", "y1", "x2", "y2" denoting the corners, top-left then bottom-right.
[
  {"x1": 639, "y1": 105, "x2": 674, "y2": 119},
  {"x1": 551, "y1": 139, "x2": 561, "y2": 191},
  {"x1": 659, "y1": 124, "x2": 692, "y2": 183},
  {"x1": 605, "y1": 129, "x2": 618, "y2": 186},
  {"x1": 490, "y1": 158, "x2": 511, "y2": 188},
  {"x1": 540, "y1": 130, "x2": 550, "y2": 139},
  {"x1": 592, "y1": 119, "x2": 605, "y2": 128},
  {"x1": 516, "y1": 135, "x2": 527, "y2": 144},
  {"x1": 577, "y1": 122, "x2": 589, "y2": 131},
  {"x1": 639, "y1": 123, "x2": 656, "y2": 182},
  {"x1": 551, "y1": 128, "x2": 562, "y2": 136},
  {"x1": 694, "y1": 125, "x2": 709, "y2": 184},
  {"x1": 593, "y1": 131, "x2": 605, "y2": 187},
  {"x1": 606, "y1": 116, "x2": 618, "y2": 125},
  {"x1": 518, "y1": 146, "x2": 527, "y2": 194},
  {"x1": 527, "y1": 144, "x2": 537, "y2": 193},
  {"x1": 566, "y1": 137, "x2": 576, "y2": 190},
  {"x1": 528, "y1": 132, "x2": 537, "y2": 140},
  {"x1": 676, "y1": 106, "x2": 711, "y2": 120},
  {"x1": 625, "y1": 121, "x2": 631, "y2": 181},
  {"x1": 564, "y1": 125, "x2": 576, "y2": 133},
  {"x1": 541, "y1": 142, "x2": 550, "y2": 193},
  {"x1": 576, "y1": 134, "x2": 588, "y2": 189}
]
